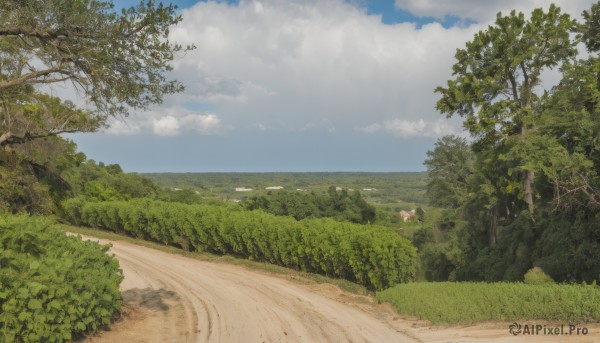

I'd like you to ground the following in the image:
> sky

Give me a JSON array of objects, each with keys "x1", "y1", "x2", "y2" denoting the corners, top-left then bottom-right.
[{"x1": 65, "y1": 0, "x2": 593, "y2": 172}]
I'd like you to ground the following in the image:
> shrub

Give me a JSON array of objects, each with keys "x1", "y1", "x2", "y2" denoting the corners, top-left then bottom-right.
[
  {"x1": 62, "y1": 199, "x2": 418, "y2": 290},
  {"x1": 0, "y1": 215, "x2": 123, "y2": 342},
  {"x1": 524, "y1": 267, "x2": 555, "y2": 285}
]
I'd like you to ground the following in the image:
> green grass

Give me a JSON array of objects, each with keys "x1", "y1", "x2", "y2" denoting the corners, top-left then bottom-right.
[
  {"x1": 376, "y1": 281, "x2": 600, "y2": 325},
  {"x1": 58, "y1": 224, "x2": 369, "y2": 296}
]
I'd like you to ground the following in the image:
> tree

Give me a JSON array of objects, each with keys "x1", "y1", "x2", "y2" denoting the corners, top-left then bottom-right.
[
  {"x1": 0, "y1": 0, "x2": 193, "y2": 146},
  {"x1": 581, "y1": 1, "x2": 600, "y2": 53},
  {"x1": 0, "y1": 0, "x2": 191, "y2": 213},
  {"x1": 435, "y1": 5, "x2": 577, "y2": 216},
  {"x1": 424, "y1": 135, "x2": 473, "y2": 208}
]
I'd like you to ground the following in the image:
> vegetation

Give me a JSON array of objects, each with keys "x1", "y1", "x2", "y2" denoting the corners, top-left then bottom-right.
[
  {"x1": 244, "y1": 186, "x2": 376, "y2": 224},
  {"x1": 60, "y1": 224, "x2": 370, "y2": 295},
  {"x1": 0, "y1": 0, "x2": 188, "y2": 340},
  {"x1": 0, "y1": 215, "x2": 123, "y2": 342},
  {"x1": 62, "y1": 198, "x2": 418, "y2": 290},
  {"x1": 142, "y1": 172, "x2": 428, "y2": 204},
  {"x1": 377, "y1": 282, "x2": 600, "y2": 324},
  {"x1": 0, "y1": 0, "x2": 191, "y2": 214},
  {"x1": 418, "y1": 2, "x2": 600, "y2": 284}
]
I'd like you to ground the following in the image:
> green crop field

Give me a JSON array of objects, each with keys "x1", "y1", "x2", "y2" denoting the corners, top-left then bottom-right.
[{"x1": 376, "y1": 282, "x2": 600, "y2": 324}]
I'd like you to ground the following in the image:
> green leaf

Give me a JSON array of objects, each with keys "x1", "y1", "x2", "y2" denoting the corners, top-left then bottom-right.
[
  {"x1": 29, "y1": 261, "x2": 40, "y2": 270},
  {"x1": 28, "y1": 299, "x2": 43, "y2": 310}
]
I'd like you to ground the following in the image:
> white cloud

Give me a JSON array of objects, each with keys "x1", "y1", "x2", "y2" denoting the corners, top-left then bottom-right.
[
  {"x1": 104, "y1": 119, "x2": 141, "y2": 135},
  {"x1": 166, "y1": 0, "x2": 484, "y2": 138},
  {"x1": 359, "y1": 118, "x2": 455, "y2": 138},
  {"x1": 181, "y1": 114, "x2": 222, "y2": 135},
  {"x1": 394, "y1": 0, "x2": 591, "y2": 23},
  {"x1": 152, "y1": 116, "x2": 181, "y2": 136},
  {"x1": 117, "y1": 0, "x2": 591, "y2": 140}
]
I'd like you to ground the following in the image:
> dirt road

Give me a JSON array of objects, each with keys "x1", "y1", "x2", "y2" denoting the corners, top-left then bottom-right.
[{"x1": 81, "y1": 236, "x2": 598, "y2": 343}]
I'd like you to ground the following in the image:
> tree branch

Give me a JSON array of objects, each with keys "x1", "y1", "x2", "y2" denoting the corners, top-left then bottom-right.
[
  {"x1": 0, "y1": 63, "x2": 65, "y2": 89},
  {"x1": 0, "y1": 127, "x2": 93, "y2": 147}
]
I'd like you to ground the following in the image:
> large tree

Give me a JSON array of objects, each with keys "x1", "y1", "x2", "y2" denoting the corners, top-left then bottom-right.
[
  {"x1": 435, "y1": 5, "x2": 577, "y2": 217},
  {"x1": 0, "y1": 0, "x2": 191, "y2": 213},
  {"x1": 0, "y1": 0, "x2": 192, "y2": 147}
]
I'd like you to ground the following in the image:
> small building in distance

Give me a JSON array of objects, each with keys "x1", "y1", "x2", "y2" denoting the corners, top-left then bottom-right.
[
  {"x1": 235, "y1": 187, "x2": 253, "y2": 192},
  {"x1": 265, "y1": 186, "x2": 284, "y2": 190}
]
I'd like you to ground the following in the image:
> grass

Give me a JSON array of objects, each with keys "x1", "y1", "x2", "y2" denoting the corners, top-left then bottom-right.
[
  {"x1": 57, "y1": 224, "x2": 369, "y2": 296},
  {"x1": 376, "y1": 281, "x2": 600, "y2": 325}
]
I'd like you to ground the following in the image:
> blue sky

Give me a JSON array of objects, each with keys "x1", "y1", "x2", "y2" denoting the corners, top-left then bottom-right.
[{"x1": 66, "y1": 0, "x2": 592, "y2": 172}]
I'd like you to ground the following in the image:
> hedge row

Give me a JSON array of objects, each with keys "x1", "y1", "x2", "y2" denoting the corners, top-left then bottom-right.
[
  {"x1": 62, "y1": 198, "x2": 417, "y2": 290},
  {"x1": 0, "y1": 215, "x2": 123, "y2": 342}
]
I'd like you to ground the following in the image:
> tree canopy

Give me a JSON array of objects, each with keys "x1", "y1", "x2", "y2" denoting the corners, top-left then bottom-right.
[
  {"x1": 0, "y1": 0, "x2": 191, "y2": 213},
  {"x1": 424, "y1": 2, "x2": 600, "y2": 283},
  {"x1": 435, "y1": 4, "x2": 577, "y2": 216},
  {"x1": 0, "y1": 0, "x2": 192, "y2": 146}
]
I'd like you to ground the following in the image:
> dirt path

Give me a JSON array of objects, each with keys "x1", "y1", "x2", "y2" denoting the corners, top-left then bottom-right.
[{"x1": 81, "y1": 236, "x2": 599, "y2": 343}]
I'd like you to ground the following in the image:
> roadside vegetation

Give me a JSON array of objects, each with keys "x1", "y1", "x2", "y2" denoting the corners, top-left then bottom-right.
[
  {"x1": 0, "y1": 216, "x2": 122, "y2": 342},
  {"x1": 377, "y1": 281, "x2": 600, "y2": 324},
  {"x1": 377, "y1": 2, "x2": 600, "y2": 325},
  {"x1": 61, "y1": 198, "x2": 417, "y2": 290},
  {"x1": 0, "y1": 0, "x2": 191, "y2": 340}
]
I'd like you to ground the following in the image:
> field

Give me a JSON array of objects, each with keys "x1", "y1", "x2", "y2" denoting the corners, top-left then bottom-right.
[
  {"x1": 377, "y1": 282, "x2": 600, "y2": 324},
  {"x1": 142, "y1": 172, "x2": 428, "y2": 205}
]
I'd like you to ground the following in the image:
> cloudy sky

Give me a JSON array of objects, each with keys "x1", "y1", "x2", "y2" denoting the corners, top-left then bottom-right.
[{"x1": 67, "y1": 0, "x2": 592, "y2": 172}]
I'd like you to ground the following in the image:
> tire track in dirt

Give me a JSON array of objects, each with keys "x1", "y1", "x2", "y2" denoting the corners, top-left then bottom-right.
[
  {"x1": 81, "y1": 235, "x2": 600, "y2": 343},
  {"x1": 81, "y1": 236, "x2": 418, "y2": 343}
]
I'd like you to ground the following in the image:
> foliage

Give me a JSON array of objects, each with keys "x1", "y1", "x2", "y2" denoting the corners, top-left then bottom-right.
[
  {"x1": 142, "y1": 172, "x2": 428, "y2": 205},
  {"x1": 62, "y1": 198, "x2": 418, "y2": 290},
  {"x1": 0, "y1": 0, "x2": 188, "y2": 214},
  {"x1": 0, "y1": 148, "x2": 60, "y2": 215},
  {"x1": 0, "y1": 215, "x2": 123, "y2": 342},
  {"x1": 62, "y1": 159, "x2": 160, "y2": 202},
  {"x1": 156, "y1": 189, "x2": 204, "y2": 205},
  {"x1": 424, "y1": 135, "x2": 473, "y2": 208},
  {"x1": 0, "y1": 0, "x2": 192, "y2": 120},
  {"x1": 524, "y1": 267, "x2": 555, "y2": 285},
  {"x1": 243, "y1": 187, "x2": 376, "y2": 224},
  {"x1": 424, "y1": 2, "x2": 600, "y2": 284},
  {"x1": 377, "y1": 282, "x2": 600, "y2": 325},
  {"x1": 436, "y1": 4, "x2": 577, "y2": 216},
  {"x1": 581, "y1": 1, "x2": 600, "y2": 53}
]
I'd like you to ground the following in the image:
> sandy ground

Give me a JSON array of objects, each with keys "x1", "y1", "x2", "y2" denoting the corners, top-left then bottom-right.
[{"x1": 79, "y1": 236, "x2": 600, "y2": 343}]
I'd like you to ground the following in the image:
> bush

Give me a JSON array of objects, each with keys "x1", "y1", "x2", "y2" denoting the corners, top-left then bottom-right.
[
  {"x1": 0, "y1": 215, "x2": 123, "y2": 342},
  {"x1": 62, "y1": 199, "x2": 418, "y2": 290},
  {"x1": 524, "y1": 267, "x2": 555, "y2": 285}
]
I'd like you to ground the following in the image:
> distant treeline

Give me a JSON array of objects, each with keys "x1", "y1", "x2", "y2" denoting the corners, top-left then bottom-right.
[{"x1": 142, "y1": 172, "x2": 427, "y2": 204}]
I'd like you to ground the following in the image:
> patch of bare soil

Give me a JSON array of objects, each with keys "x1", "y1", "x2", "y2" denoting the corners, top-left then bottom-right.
[{"x1": 80, "y1": 236, "x2": 599, "y2": 343}]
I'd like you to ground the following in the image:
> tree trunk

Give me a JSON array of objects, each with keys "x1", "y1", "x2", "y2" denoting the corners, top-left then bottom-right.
[
  {"x1": 489, "y1": 204, "x2": 498, "y2": 248},
  {"x1": 523, "y1": 170, "x2": 535, "y2": 215},
  {"x1": 521, "y1": 124, "x2": 535, "y2": 216}
]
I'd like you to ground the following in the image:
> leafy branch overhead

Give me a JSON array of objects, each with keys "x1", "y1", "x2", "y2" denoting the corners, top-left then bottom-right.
[{"x1": 0, "y1": 0, "x2": 194, "y2": 117}]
